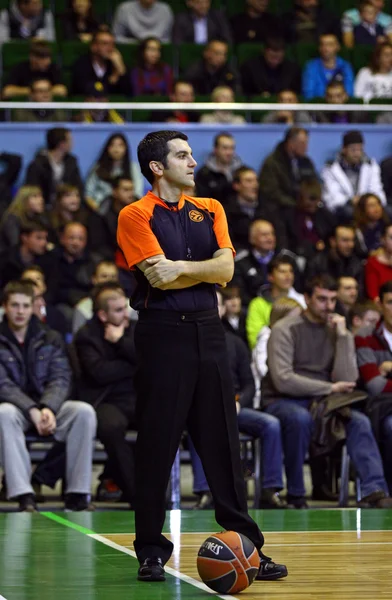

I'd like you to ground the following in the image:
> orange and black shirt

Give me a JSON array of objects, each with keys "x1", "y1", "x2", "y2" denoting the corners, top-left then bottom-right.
[{"x1": 117, "y1": 191, "x2": 235, "y2": 312}]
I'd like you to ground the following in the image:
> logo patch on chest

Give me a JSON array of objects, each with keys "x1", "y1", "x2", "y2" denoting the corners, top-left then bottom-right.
[{"x1": 189, "y1": 209, "x2": 204, "y2": 222}]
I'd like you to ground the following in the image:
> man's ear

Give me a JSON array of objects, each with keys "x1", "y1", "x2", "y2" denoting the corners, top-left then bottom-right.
[
  {"x1": 149, "y1": 160, "x2": 164, "y2": 178},
  {"x1": 97, "y1": 309, "x2": 107, "y2": 324}
]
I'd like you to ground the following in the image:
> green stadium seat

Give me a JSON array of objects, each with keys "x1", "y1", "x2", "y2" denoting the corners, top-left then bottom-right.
[
  {"x1": 368, "y1": 97, "x2": 392, "y2": 122},
  {"x1": 351, "y1": 45, "x2": 374, "y2": 74},
  {"x1": 2, "y1": 40, "x2": 58, "y2": 71},
  {"x1": 129, "y1": 94, "x2": 170, "y2": 122},
  {"x1": 293, "y1": 43, "x2": 319, "y2": 68},
  {"x1": 236, "y1": 43, "x2": 263, "y2": 66},
  {"x1": 249, "y1": 94, "x2": 278, "y2": 122},
  {"x1": 60, "y1": 40, "x2": 89, "y2": 69},
  {"x1": 53, "y1": 0, "x2": 109, "y2": 17}
]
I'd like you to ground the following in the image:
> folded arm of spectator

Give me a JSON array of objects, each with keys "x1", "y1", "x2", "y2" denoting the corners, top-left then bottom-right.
[
  {"x1": 331, "y1": 329, "x2": 359, "y2": 382},
  {"x1": 355, "y1": 335, "x2": 392, "y2": 396},
  {"x1": 39, "y1": 341, "x2": 72, "y2": 415}
]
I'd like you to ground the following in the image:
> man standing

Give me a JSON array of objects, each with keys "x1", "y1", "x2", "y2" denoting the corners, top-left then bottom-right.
[{"x1": 117, "y1": 130, "x2": 287, "y2": 582}]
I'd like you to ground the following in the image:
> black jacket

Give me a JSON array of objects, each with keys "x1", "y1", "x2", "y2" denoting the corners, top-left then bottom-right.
[
  {"x1": 87, "y1": 197, "x2": 119, "y2": 260},
  {"x1": 280, "y1": 5, "x2": 341, "y2": 44},
  {"x1": 225, "y1": 330, "x2": 255, "y2": 408},
  {"x1": 172, "y1": 9, "x2": 232, "y2": 44},
  {"x1": 71, "y1": 53, "x2": 130, "y2": 95},
  {"x1": 25, "y1": 151, "x2": 84, "y2": 207},
  {"x1": 195, "y1": 167, "x2": 233, "y2": 205},
  {"x1": 305, "y1": 249, "x2": 365, "y2": 296},
  {"x1": 230, "y1": 10, "x2": 279, "y2": 44},
  {"x1": 225, "y1": 195, "x2": 265, "y2": 251},
  {"x1": 240, "y1": 55, "x2": 302, "y2": 96},
  {"x1": 222, "y1": 314, "x2": 248, "y2": 348},
  {"x1": 0, "y1": 246, "x2": 47, "y2": 288},
  {"x1": 0, "y1": 152, "x2": 22, "y2": 215},
  {"x1": 232, "y1": 249, "x2": 276, "y2": 307},
  {"x1": 184, "y1": 59, "x2": 242, "y2": 95},
  {"x1": 381, "y1": 157, "x2": 392, "y2": 205}
]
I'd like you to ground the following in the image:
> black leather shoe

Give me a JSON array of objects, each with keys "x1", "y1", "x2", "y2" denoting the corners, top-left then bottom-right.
[
  {"x1": 192, "y1": 492, "x2": 214, "y2": 510},
  {"x1": 137, "y1": 557, "x2": 166, "y2": 582},
  {"x1": 64, "y1": 493, "x2": 95, "y2": 512},
  {"x1": 17, "y1": 493, "x2": 37, "y2": 512},
  {"x1": 256, "y1": 552, "x2": 288, "y2": 581},
  {"x1": 259, "y1": 489, "x2": 287, "y2": 509},
  {"x1": 286, "y1": 494, "x2": 309, "y2": 509},
  {"x1": 358, "y1": 490, "x2": 392, "y2": 508}
]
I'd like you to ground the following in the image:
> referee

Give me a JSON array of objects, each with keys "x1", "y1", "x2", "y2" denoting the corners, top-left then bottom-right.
[{"x1": 117, "y1": 131, "x2": 287, "y2": 583}]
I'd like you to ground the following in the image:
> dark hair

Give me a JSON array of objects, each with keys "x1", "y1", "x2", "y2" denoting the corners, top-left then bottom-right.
[
  {"x1": 354, "y1": 193, "x2": 389, "y2": 231},
  {"x1": 359, "y1": 0, "x2": 375, "y2": 10},
  {"x1": 332, "y1": 224, "x2": 355, "y2": 238},
  {"x1": 20, "y1": 222, "x2": 49, "y2": 236},
  {"x1": 66, "y1": 0, "x2": 97, "y2": 28},
  {"x1": 3, "y1": 280, "x2": 35, "y2": 304},
  {"x1": 213, "y1": 131, "x2": 233, "y2": 148},
  {"x1": 51, "y1": 184, "x2": 82, "y2": 233},
  {"x1": 348, "y1": 300, "x2": 380, "y2": 325},
  {"x1": 137, "y1": 130, "x2": 188, "y2": 184},
  {"x1": 136, "y1": 36, "x2": 163, "y2": 71},
  {"x1": 379, "y1": 281, "x2": 392, "y2": 302},
  {"x1": 112, "y1": 175, "x2": 133, "y2": 189},
  {"x1": 92, "y1": 281, "x2": 125, "y2": 313},
  {"x1": 267, "y1": 255, "x2": 294, "y2": 275},
  {"x1": 284, "y1": 126, "x2": 308, "y2": 143},
  {"x1": 370, "y1": 41, "x2": 392, "y2": 73},
  {"x1": 304, "y1": 274, "x2": 338, "y2": 297},
  {"x1": 232, "y1": 165, "x2": 255, "y2": 185},
  {"x1": 91, "y1": 25, "x2": 113, "y2": 44},
  {"x1": 220, "y1": 285, "x2": 241, "y2": 300},
  {"x1": 46, "y1": 127, "x2": 70, "y2": 151},
  {"x1": 95, "y1": 133, "x2": 131, "y2": 183},
  {"x1": 265, "y1": 37, "x2": 286, "y2": 52},
  {"x1": 29, "y1": 40, "x2": 51, "y2": 58},
  {"x1": 298, "y1": 177, "x2": 321, "y2": 199},
  {"x1": 93, "y1": 259, "x2": 118, "y2": 276}
]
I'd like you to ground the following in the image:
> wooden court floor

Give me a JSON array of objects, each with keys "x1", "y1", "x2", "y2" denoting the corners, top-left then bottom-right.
[{"x1": 0, "y1": 509, "x2": 391, "y2": 600}]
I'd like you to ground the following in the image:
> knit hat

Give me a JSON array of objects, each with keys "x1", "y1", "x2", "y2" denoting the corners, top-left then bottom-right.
[{"x1": 342, "y1": 130, "x2": 363, "y2": 147}]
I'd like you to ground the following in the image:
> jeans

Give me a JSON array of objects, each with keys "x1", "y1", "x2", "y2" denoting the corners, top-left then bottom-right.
[
  {"x1": 382, "y1": 413, "x2": 392, "y2": 495},
  {"x1": 189, "y1": 408, "x2": 284, "y2": 493}
]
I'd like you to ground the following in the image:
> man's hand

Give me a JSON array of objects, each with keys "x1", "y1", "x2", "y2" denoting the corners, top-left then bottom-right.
[
  {"x1": 104, "y1": 322, "x2": 126, "y2": 343},
  {"x1": 109, "y1": 48, "x2": 126, "y2": 74},
  {"x1": 29, "y1": 407, "x2": 42, "y2": 433},
  {"x1": 40, "y1": 408, "x2": 57, "y2": 436},
  {"x1": 331, "y1": 381, "x2": 356, "y2": 393},
  {"x1": 379, "y1": 361, "x2": 392, "y2": 377},
  {"x1": 328, "y1": 313, "x2": 347, "y2": 336},
  {"x1": 144, "y1": 257, "x2": 183, "y2": 287}
]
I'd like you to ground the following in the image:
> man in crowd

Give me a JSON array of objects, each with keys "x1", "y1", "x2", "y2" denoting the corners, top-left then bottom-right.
[
  {"x1": 152, "y1": 80, "x2": 199, "y2": 123},
  {"x1": 113, "y1": 0, "x2": 173, "y2": 43},
  {"x1": 184, "y1": 39, "x2": 241, "y2": 95},
  {"x1": 349, "y1": 300, "x2": 380, "y2": 334},
  {"x1": 313, "y1": 80, "x2": 369, "y2": 124},
  {"x1": 220, "y1": 286, "x2": 248, "y2": 347},
  {"x1": 225, "y1": 166, "x2": 263, "y2": 251},
  {"x1": 0, "y1": 223, "x2": 49, "y2": 288},
  {"x1": 336, "y1": 275, "x2": 359, "y2": 321},
  {"x1": 231, "y1": 0, "x2": 278, "y2": 45},
  {"x1": 281, "y1": 0, "x2": 341, "y2": 44},
  {"x1": 0, "y1": 0, "x2": 55, "y2": 42},
  {"x1": 262, "y1": 89, "x2": 312, "y2": 124},
  {"x1": 172, "y1": 0, "x2": 232, "y2": 44},
  {"x1": 12, "y1": 78, "x2": 68, "y2": 123}
]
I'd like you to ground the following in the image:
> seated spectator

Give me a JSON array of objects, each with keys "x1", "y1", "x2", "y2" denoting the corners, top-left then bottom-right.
[
  {"x1": 2, "y1": 40, "x2": 66, "y2": 99},
  {"x1": 365, "y1": 223, "x2": 392, "y2": 299},
  {"x1": 219, "y1": 286, "x2": 247, "y2": 347},
  {"x1": 355, "y1": 193, "x2": 390, "y2": 256},
  {"x1": 152, "y1": 80, "x2": 199, "y2": 123},
  {"x1": 185, "y1": 39, "x2": 241, "y2": 95},
  {"x1": 85, "y1": 133, "x2": 143, "y2": 213},
  {"x1": 313, "y1": 80, "x2": 369, "y2": 124},
  {"x1": 62, "y1": 0, "x2": 100, "y2": 42},
  {"x1": 74, "y1": 283, "x2": 137, "y2": 505},
  {"x1": 355, "y1": 280, "x2": 392, "y2": 493},
  {"x1": 189, "y1": 289, "x2": 287, "y2": 509},
  {"x1": 113, "y1": 0, "x2": 173, "y2": 43},
  {"x1": 305, "y1": 225, "x2": 365, "y2": 293},
  {"x1": 262, "y1": 273, "x2": 392, "y2": 509},
  {"x1": 246, "y1": 256, "x2": 306, "y2": 349},
  {"x1": 130, "y1": 37, "x2": 173, "y2": 96},
  {"x1": 231, "y1": 0, "x2": 278, "y2": 45},
  {"x1": 12, "y1": 78, "x2": 68, "y2": 123},
  {"x1": 225, "y1": 166, "x2": 263, "y2": 251},
  {"x1": 281, "y1": 0, "x2": 341, "y2": 44},
  {"x1": 321, "y1": 130, "x2": 386, "y2": 221},
  {"x1": 262, "y1": 89, "x2": 313, "y2": 124},
  {"x1": 173, "y1": 0, "x2": 232, "y2": 44},
  {"x1": 241, "y1": 38, "x2": 302, "y2": 97},
  {"x1": 302, "y1": 34, "x2": 354, "y2": 99},
  {"x1": 0, "y1": 186, "x2": 48, "y2": 252},
  {"x1": 0, "y1": 152, "x2": 22, "y2": 216},
  {"x1": 0, "y1": 0, "x2": 55, "y2": 42},
  {"x1": 0, "y1": 222, "x2": 49, "y2": 288},
  {"x1": 349, "y1": 299, "x2": 380, "y2": 333},
  {"x1": 71, "y1": 28, "x2": 129, "y2": 96},
  {"x1": 381, "y1": 155, "x2": 392, "y2": 202},
  {"x1": 195, "y1": 132, "x2": 243, "y2": 204},
  {"x1": 25, "y1": 128, "x2": 84, "y2": 208},
  {"x1": 354, "y1": 0, "x2": 387, "y2": 45},
  {"x1": 199, "y1": 86, "x2": 246, "y2": 125},
  {"x1": 336, "y1": 275, "x2": 359, "y2": 322},
  {"x1": 77, "y1": 81, "x2": 124, "y2": 124},
  {"x1": 0, "y1": 280, "x2": 96, "y2": 512},
  {"x1": 49, "y1": 184, "x2": 89, "y2": 245},
  {"x1": 342, "y1": 0, "x2": 392, "y2": 48},
  {"x1": 259, "y1": 127, "x2": 318, "y2": 215},
  {"x1": 355, "y1": 42, "x2": 392, "y2": 102}
]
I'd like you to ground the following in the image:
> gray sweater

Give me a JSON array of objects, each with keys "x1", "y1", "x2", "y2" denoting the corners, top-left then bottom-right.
[
  {"x1": 262, "y1": 313, "x2": 358, "y2": 403},
  {"x1": 113, "y1": 1, "x2": 174, "y2": 43}
]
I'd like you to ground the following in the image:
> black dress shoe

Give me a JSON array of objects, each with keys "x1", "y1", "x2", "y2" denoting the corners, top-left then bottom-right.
[
  {"x1": 64, "y1": 493, "x2": 95, "y2": 512},
  {"x1": 256, "y1": 552, "x2": 288, "y2": 581},
  {"x1": 137, "y1": 557, "x2": 166, "y2": 582},
  {"x1": 286, "y1": 494, "x2": 309, "y2": 509},
  {"x1": 358, "y1": 490, "x2": 392, "y2": 508},
  {"x1": 17, "y1": 493, "x2": 37, "y2": 512},
  {"x1": 192, "y1": 492, "x2": 214, "y2": 510}
]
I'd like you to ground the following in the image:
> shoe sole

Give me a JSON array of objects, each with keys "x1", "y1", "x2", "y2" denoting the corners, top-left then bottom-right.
[
  {"x1": 137, "y1": 574, "x2": 166, "y2": 582},
  {"x1": 256, "y1": 567, "x2": 288, "y2": 581}
]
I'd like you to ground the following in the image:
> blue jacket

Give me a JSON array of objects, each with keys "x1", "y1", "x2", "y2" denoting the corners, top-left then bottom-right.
[{"x1": 302, "y1": 57, "x2": 354, "y2": 99}]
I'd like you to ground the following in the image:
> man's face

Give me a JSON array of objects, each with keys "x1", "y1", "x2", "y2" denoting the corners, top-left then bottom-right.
[
  {"x1": 160, "y1": 138, "x2": 197, "y2": 188},
  {"x1": 279, "y1": 90, "x2": 298, "y2": 104},
  {"x1": 381, "y1": 293, "x2": 392, "y2": 328},
  {"x1": 187, "y1": 0, "x2": 211, "y2": 17},
  {"x1": 30, "y1": 54, "x2": 51, "y2": 72},
  {"x1": 234, "y1": 170, "x2": 259, "y2": 203},
  {"x1": 113, "y1": 180, "x2": 135, "y2": 207},
  {"x1": 319, "y1": 36, "x2": 339, "y2": 61},
  {"x1": 22, "y1": 270, "x2": 46, "y2": 295},
  {"x1": 264, "y1": 47, "x2": 284, "y2": 69},
  {"x1": 172, "y1": 82, "x2": 194, "y2": 103},
  {"x1": 306, "y1": 287, "x2": 337, "y2": 323},
  {"x1": 332, "y1": 227, "x2": 355, "y2": 257},
  {"x1": 22, "y1": 231, "x2": 48, "y2": 255},
  {"x1": 360, "y1": 4, "x2": 377, "y2": 23},
  {"x1": 269, "y1": 264, "x2": 294, "y2": 292},
  {"x1": 20, "y1": 0, "x2": 42, "y2": 18},
  {"x1": 93, "y1": 264, "x2": 119, "y2": 285},
  {"x1": 291, "y1": 131, "x2": 309, "y2": 157},
  {"x1": 326, "y1": 85, "x2": 347, "y2": 104},
  {"x1": 61, "y1": 224, "x2": 87, "y2": 257},
  {"x1": 31, "y1": 80, "x2": 53, "y2": 103},
  {"x1": 250, "y1": 221, "x2": 276, "y2": 252},
  {"x1": 247, "y1": 0, "x2": 269, "y2": 14},
  {"x1": 104, "y1": 294, "x2": 128, "y2": 326},
  {"x1": 204, "y1": 42, "x2": 227, "y2": 69},
  {"x1": 93, "y1": 33, "x2": 115, "y2": 60},
  {"x1": 4, "y1": 293, "x2": 33, "y2": 330},
  {"x1": 224, "y1": 295, "x2": 242, "y2": 316},
  {"x1": 337, "y1": 277, "x2": 358, "y2": 307},
  {"x1": 343, "y1": 143, "x2": 363, "y2": 166},
  {"x1": 214, "y1": 136, "x2": 235, "y2": 165},
  {"x1": 362, "y1": 309, "x2": 381, "y2": 329}
]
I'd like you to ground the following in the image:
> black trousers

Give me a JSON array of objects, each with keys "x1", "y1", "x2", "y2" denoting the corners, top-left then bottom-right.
[{"x1": 133, "y1": 309, "x2": 265, "y2": 564}]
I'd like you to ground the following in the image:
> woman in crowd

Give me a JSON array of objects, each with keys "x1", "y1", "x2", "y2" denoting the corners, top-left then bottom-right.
[
  {"x1": 62, "y1": 0, "x2": 100, "y2": 42},
  {"x1": 130, "y1": 37, "x2": 174, "y2": 97},
  {"x1": 49, "y1": 184, "x2": 89, "y2": 244},
  {"x1": 354, "y1": 193, "x2": 390, "y2": 257},
  {"x1": 85, "y1": 133, "x2": 143, "y2": 212},
  {"x1": 365, "y1": 222, "x2": 392, "y2": 299},
  {"x1": 354, "y1": 42, "x2": 392, "y2": 101},
  {"x1": 0, "y1": 186, "x2": 49, "y2": 251}
]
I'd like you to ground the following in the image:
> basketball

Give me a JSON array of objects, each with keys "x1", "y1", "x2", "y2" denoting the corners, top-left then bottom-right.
[{"x1": 197, "y1": 531, "x2": 260, "y2": 594}]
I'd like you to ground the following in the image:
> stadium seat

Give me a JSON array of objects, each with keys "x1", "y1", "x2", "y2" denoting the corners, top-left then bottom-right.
[
  {"x1": 60, "y1": 40, "x2": 89, "y2": 69},
  {"x1": 236, "y1": 43, "x2": 263, "y2": 66},
  {"x1": 129, "y1": 95, "x2": 170, "y2": 122},
  {"x1": 249, "y1": 94, "x2": 278, "y2": 122},
  {"x1": 351, "y1": 44, "x2": 374, "y2": 74}
]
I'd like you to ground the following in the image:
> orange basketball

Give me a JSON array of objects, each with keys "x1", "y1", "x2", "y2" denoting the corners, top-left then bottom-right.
[{"x1": 197, "y1": 531, "x2": 260, "y2": 594}]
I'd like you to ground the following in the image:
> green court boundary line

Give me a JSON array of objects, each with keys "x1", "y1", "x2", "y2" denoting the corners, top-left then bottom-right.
[{"x1": 41, "y1": 512, "x2": 238, "y2": 599}]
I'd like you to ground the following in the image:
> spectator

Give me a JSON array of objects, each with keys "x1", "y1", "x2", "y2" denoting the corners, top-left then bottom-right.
[
  {"x1": 262, "y1": 89, "x2": 313, "y2": 124},
  {"x1": 321, "y1": 130, "x2": 386, "y2": 221},
  {"x1": 173, "y1": 0, "x2": 231, "y2": 44},
  {"x1": 354, "y1": 42, "x2": 392, "y2": 102},
  {"x1": 219, "y1": 286, "x2": 248, "y2": 347},
  {"x1": 355, "y1": 193, "x2": 390, "y2": 256},
  {"x1": 74, "y1": 283, "x2": 137, "y2": 505},
  {"x1": 189, "y1": 289, "x2": 287, "y2": 509},
  {"x1": 365, "y1": 223, "x2": 392, "y2": 299},
  {"x1": 349, "y1": 299, "x2": 380, "y2": 333},
  {"x1": 231, "y1": 0, "x2": 278, "y2": 45},
  {"x1": 281, "y1": 0, "x2": 341, "y2": 44},
  {"x1": 195, "y1": 132, "x2": 243, "y2": 204},
  {"x1": 354, "y1": 0, "x2": 387, "y2": 45},
  {"x1": 0, "y1": 152, "x2": 22, "y2": 216},
  {"x1": 2, "y1": 40, "x2": 66, "y2": 99},
  {"x1": 262, "y1": 273, "x2": 392, "y2": 509},
  {"x1": 246, "y1": 256, "x2": 306, "y2": 349},
  {"x1": 49, "y1": 184, "x2": 89, "y2": 245},
  {"x1": 0, "y1": 186, "x2": 48, "y2": 252},
  {"x1": 336, "y1": 275, "x2": 359, "y2": 321},
  {"x1": 381, "y1": 155, "x2": 392, "y2": 202},
  {"x1": 12, "y1": 78, "x2": 68, "y2": 123},
  {"x1": 113, "y1": 0, "x2": 173, "y2": 43},
  {"x1": 0, "y1": 281, "x2": 96, "y2": 512},
  {"x1": 199, "y1": 86, "x2": 246, "y2": 125},
  {"x1": 0, "y1": 0, "x2": 55, "y2": 42},
  {"x1": 302, "y1": 34, "x2": 354, "y2": 99},
  {"x1": 305, "y1": 225, "x2": 364, "y2": 291},
  {"x1": 130, "y1": 37, "x2": 174, "y2": 96},
  {"x1": 62, "y1": 0, "x2": 100, "y2": 42},
  {"x1": 342, "y1": 0, "x2": 392, "y2": 48},
  {"x1": 85, "y1": 133, "x2": 143, "y2": 213},
  {"x1": 184, "y1": 39, "x2": 241, "y2": 95},
  {"x1": 71, "y1": 28, "x2": 129, "y2": 96},
  {"x1": 152, "y1": 80, "x2": 199, "y2": 123},
  {"x1": 240, "y1": 38, "x2": 302, "y2": 97},
  {"x1": 225, "y1": 166, "x2": 263, "y2": 251},
  {"x1": 0, "y1": 222, "x2": 49, "y2": 288},
  {"x1": 259, "y1": 127, "x2": 318, "y2": 215},
  {"x1": 25, "y1": 128, "x2": 84, "y2": 208},
  {"x1": 77, "y1": 81, "x2": 124, "y2": 124},
  {"x1": 313, "y1": 80, "x2": 369, "y2": 124}
]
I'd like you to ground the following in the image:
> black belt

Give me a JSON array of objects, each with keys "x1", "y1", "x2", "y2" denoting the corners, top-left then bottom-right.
[{"x1": 138, "y1": 308, "x2": 218, "y2": 323}]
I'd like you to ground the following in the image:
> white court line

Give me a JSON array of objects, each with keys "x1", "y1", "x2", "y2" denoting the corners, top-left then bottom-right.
[
  {"x1": 0, "y1": 595, "x2": 9, "y2": 599},
  {"x1": 88, "y1": 533, "x2": 238, "y2": 600}
]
